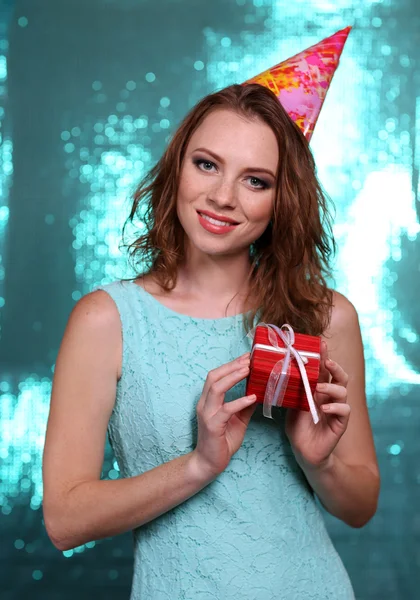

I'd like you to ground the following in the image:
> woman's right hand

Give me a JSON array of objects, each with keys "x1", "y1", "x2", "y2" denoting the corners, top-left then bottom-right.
[{"x1": 192, "y1": 352, "x2": 257, "y2": 480}]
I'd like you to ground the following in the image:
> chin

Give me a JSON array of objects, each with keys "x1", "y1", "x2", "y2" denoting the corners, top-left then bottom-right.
[{"x1": 186, "y1": 232, "x2": 246, "y2": 258}]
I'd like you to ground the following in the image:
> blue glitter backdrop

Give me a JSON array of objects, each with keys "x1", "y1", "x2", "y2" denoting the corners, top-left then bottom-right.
[{"x1": 1, "y1": 0, "x2": 419, "y2": 598}]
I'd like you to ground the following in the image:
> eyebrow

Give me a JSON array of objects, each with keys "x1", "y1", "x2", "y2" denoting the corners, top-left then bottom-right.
[{"x1": 192, "y1": 147, "x2": 276, "y2": 179}]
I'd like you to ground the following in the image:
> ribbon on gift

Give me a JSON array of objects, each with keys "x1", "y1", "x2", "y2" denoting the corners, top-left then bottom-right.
[{"x1": 248, "y1": 322, "x2": 320, "y2": 424}]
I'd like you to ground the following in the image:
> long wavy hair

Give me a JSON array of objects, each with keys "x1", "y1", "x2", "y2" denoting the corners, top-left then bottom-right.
[{"x1": 123, "y1": 83, "x2": 336, "y2": 336}]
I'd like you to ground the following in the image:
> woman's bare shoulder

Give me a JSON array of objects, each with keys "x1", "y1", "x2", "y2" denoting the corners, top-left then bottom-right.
[
  {"x1": 69, "y1": 289, "x2": 121, "y2": 329},
  {"x1": 327, "y1": 290, "x2": 360, "y2": 336},
  {"x1": 64, "y1": 289, "x2": 123, "y2": 378}
]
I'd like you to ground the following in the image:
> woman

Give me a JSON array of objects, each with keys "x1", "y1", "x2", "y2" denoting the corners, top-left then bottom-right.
[{"x1": 42, "y1": 83, "x2": 380, "y2": 599}]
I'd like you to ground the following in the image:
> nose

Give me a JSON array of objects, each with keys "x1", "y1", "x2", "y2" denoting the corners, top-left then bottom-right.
[{"x1": 208, "y1": 176, "x2": 237, "y2": 209}]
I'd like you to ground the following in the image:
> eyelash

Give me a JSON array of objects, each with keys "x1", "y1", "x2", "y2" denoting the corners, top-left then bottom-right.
[{"x1": 193, "y1": 158, "x2": 270, "y2": 190}]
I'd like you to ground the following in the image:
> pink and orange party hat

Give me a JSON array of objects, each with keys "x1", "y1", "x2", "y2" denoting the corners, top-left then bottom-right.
[{"x1": 244, "y1": 27, "x2": 351, "y2": 141}]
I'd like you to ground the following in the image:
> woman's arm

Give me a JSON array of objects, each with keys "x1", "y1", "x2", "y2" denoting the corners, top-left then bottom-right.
[
  {"x1": 42, "y1": 291, "x2": 213, "y2": 551},
  {"x1": 43, "y1": 290, "x2": 255, "y2": 551},
  {"x1": 296, "y1": 292, "x2": 380, "y2": 527}
]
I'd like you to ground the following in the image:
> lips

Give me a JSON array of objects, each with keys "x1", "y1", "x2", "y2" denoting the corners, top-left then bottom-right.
[
  {"x1": 197, "y1": 211, "x2": 239, "y2": 235},
  {"x1": 196, "y1": 210, "x2": 240, "y2": 225}
]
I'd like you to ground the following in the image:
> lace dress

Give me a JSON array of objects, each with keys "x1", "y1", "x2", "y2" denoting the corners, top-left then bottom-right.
[{"x1": 95, "y1": 280, "x2": 355, "y2": 600}]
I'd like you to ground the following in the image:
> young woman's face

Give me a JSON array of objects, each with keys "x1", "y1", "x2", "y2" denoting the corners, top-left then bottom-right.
[{"x1": 176, "y1": 109, "x2": 278, "y2": 258}]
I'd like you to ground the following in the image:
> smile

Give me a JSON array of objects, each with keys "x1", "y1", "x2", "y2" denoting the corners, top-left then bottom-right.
[
  {"x1": 196, "y1": 211, "x2": 240, "y2": 235},
  {"x1": 198, "y1": 212, "x2": 238, "y2": 226}
]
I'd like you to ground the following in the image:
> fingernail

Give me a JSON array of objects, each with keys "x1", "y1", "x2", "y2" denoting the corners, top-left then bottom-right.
[
  {"x1": 239, "y1": 366, "x2": 249, "y2": 373},
  {"x1": 321, "y1": 404, "x2": 331, "y2": 411},
  {"x1": 326, "y1": 359, "x2": 335, "y2": 367},
  {"x1": 316, "y1": 383, "x2": 326, "y2": 391}
]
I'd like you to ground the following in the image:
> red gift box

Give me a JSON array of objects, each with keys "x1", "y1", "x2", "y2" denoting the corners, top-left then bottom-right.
[{"x1": 245, "y1": 323, "x2": 321, "y2": 420}]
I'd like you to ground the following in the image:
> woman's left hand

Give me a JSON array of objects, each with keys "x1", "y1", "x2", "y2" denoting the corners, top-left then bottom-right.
[{"x1": 285, "y1": 340, "x2": 351, "y2": 469}]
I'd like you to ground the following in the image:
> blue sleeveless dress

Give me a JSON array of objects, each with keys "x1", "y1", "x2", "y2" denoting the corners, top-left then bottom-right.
[{"x1": 95, "y1": 280, "x2": 355, "y2": 600}]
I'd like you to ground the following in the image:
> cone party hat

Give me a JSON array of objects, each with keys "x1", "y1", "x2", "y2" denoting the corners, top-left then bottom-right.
[{"x1": 244, "y1": 27, "x2": 351, "y2": 141}]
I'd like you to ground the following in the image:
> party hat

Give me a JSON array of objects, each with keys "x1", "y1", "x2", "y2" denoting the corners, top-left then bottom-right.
[{"x1": 244, "y1": 27, "x2": 351, "y2": 141}]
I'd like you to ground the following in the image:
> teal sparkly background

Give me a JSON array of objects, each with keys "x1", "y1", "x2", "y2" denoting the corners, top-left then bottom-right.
[{"x1": 1, "y1": 0, "x2": 419, "y2": 598}]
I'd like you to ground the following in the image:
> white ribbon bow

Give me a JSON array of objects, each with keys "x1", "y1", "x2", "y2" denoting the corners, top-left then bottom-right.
[{"x1": 248, "y1": 322, "x2": 319, "y2": 424}]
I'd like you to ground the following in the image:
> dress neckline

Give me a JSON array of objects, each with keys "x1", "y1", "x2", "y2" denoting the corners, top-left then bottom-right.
[{"x1": 126, "y1": 281, "x2": 249, "y2": 324}]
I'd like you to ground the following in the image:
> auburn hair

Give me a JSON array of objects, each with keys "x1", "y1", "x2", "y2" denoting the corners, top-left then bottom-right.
[{"x1": 123, "y1": 83, "x2": 336, "y2": 336}]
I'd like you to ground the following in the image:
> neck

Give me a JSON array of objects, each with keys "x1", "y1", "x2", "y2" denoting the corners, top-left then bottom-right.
[{"x1": 176, "y1": 248, "x2": 253, "y2": 308}]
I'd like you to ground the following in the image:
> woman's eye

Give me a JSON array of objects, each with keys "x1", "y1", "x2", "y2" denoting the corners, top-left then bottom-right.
[
  {"x1": 247, "y1": 176, "x2": 269, "y2": 190},
  {"x1": 193, "y1": 159, "x2": 269, "y2": 189},
  {"x1": 194, "y1": 159, "x2": 216, "y2": 172}
]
